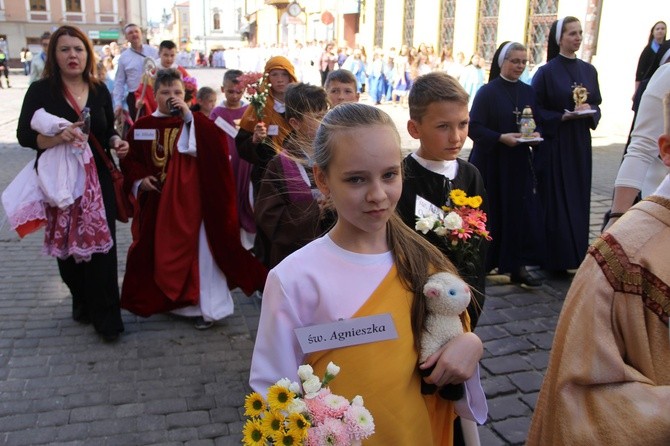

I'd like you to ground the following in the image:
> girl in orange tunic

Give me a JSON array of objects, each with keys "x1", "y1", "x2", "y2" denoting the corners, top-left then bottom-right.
[{"x1": 250, "y1": 103, "x2": 486, "y2": 445}]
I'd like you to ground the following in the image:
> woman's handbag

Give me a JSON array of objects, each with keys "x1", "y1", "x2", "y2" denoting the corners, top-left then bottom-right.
[{"x1": 64, "y1": 88, "x2": 133, "y2": 223}]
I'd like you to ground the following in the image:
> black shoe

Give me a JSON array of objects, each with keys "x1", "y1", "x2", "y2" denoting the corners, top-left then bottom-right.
[
  {"x1": 73, "y1": 313, "x2": 91, "y2": 324},
  {"x1": 100, "y1": 332, "x2": 120, "y2": 342},
  {"x1": 510, "y1": 267, "x2": 543, "y2": 288},
  {"x1": 194, "y1": 317, "x2": 214, "y2": 330}
]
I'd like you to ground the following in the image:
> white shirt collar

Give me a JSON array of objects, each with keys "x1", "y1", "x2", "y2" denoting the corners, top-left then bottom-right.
[{"x1": 411, "y1": 152, "x2": 458, "y2": 180}]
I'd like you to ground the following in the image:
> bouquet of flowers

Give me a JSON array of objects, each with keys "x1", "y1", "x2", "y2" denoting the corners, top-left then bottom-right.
[
  {"x1": 242, "y1": 362, "x2": 375, "y2": 446},
  {"x1": 415, "y1": 189, "x2": 491, "y2": 277},
  {"x1": 238, "y1": 71, "x2": 271, "y2": 122},
  {"x1": 183, "y1": 75, "x2": 198, "y2": 103}
]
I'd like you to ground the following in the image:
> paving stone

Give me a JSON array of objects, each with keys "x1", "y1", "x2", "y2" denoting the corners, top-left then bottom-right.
[
  {"x1": 474, "y1": 324, "x2": 509, "y2": 342},
  {"x1": 488, "y1": 394, "x2": 533, "y2": 422},
  {"x1": 478, "y1": 425, "x2": 509, "y2": 446},
  {"x1": 144, "y1": 398, "x2": 189, "y2": 415},
  {"x1": 187, "y1": 395, "x2": 217, "y2": 411},
  {"x1": 491, "y1": 416, "x2": 532, "y2": 445},
  {"x1": 507, "y1": 371, "x2": 545, "y2": 393},
  {"x1": 87, "y1": 418, "x2": 136, "y2": 437},
  {"x1": 5, "y1": 426, "x2": 58, "y2": 446},
  {"x1": 197, "y1": 422, "x2": 230, "y2": 439},
  {"x1": 527, "y1": 331, "x2": 556, "y2": 350},
  {"x1": 485, "y1": 336, "x2": 536, "y2": 356},
  {"x1": 69, "y1": 405, "x2": 116, "y2": 422},
  {"x1": 53, "y1": 423, "x2": 88, "y2": 441},
  {"x1": 481, "y1": 355, "x2": 532, "y2": 375},
  {"x1": 520, "y1": 391, "x2": 540, "y2": 410},
  {"x1": 210, "y1": 407, "x2": 242, "y2": 424},
  {"x1": 185, "y1": 440, "x2": 216, "y2": 446},
  {"x1": 167, "y1": 427, "x2": 200, "y2": 442},
  {"x1": 0, "y1": 413, "x2": 38, "y2": 432},
  {"x1": 482, "y1": 374, "x2": 517, "y2": 398},
  {"x1": 165, "y1": 411, "x2": 210, "y2": 429},
  {"x1": 35, "y1": 409, "x2": 69, "y2": 427}
]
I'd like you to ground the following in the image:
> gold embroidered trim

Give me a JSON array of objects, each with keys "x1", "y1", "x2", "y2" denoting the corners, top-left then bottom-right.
[{"x1": 589, "y1": 233, "x2": 669, "y2": 326}]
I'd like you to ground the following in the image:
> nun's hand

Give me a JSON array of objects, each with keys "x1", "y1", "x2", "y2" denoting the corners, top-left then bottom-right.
[{"x1": 499, "y1": 133, "x2": 521, "y2": 147}]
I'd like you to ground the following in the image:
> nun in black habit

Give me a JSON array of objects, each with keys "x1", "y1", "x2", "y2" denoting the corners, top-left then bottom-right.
[
  {"x1": 468, "y1": 41, "x2": 544, "y2": 286},
  {"x1": 531, "y1": 16, "x2": 602, "y2": 271}
]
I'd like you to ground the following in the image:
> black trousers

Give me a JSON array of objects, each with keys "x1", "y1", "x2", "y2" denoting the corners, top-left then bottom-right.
[{"x1": 57, "y1": 236, "x2": 124, "y2": 336}]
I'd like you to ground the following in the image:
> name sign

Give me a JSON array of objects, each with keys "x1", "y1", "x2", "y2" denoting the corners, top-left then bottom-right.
[
  {"x1": 134, "y1": 129, "x2": 157, "y2": 140},
  {"x1": 415, "y1": 195, "x2": 444, "y2": 218},
  {"x1": 294, "y1": 313, "x2": 398, "y2": 354},
  {"x1": 267, "y1": 124, "x2": 279, "y2": 136}
]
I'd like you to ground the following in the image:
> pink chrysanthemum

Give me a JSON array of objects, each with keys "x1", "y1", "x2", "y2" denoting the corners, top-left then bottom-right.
[
  {"x1": 344, "y1": 405, "x2": 375, "y2": 439},
  {"x1": 318, "y1": 418, "x2": 349, "y2": 445},
  {"x1": 322, "y1": 394, "x2": 349, "y2": 419},
  {"x1": 305, "y1": 395, "x2": 331, "y2": 425}
]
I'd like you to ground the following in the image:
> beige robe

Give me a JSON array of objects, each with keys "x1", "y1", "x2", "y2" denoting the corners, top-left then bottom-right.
[{"x1": 527, "y1": 196, "x2": 670, "y2": 445}]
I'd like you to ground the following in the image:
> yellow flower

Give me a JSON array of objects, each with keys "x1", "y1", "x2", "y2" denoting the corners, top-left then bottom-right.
[
  {"x1": 287, "y1": 412, "x2": 310, "y2": 440},
  {"x1": 467, "y1": 195, "x2": 483, "y2": 209},
  {"x1": 244, "y1": 392, "x2": 267, "y2": 417},
  {"x1": 276, "y1": 430, "x2": 298, "y2": 446},
  {"x1": 450, "y1": 189, "x2": 467, "y2": 201},
  {"x1": 262, "y1": 410, "x2": 286, "y2": 442},
  {"x1": 267, "y1": 384, "x2": 295, "y2": 412},
  {"x1": 452, "y1": 195, "x2": 468, "y2": 206},
  {"x1": 242, "y1": 418, "x2": 266, "y2": 446}
]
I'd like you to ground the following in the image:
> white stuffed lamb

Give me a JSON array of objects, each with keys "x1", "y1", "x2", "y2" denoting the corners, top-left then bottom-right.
[{"x1": 419, "y1": 271, "x2": 471, "y2": 400}]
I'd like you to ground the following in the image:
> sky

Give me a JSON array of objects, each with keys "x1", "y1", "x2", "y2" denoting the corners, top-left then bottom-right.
[{"x1": 147, "y1": 0, "x2": 175, "y2": 23}]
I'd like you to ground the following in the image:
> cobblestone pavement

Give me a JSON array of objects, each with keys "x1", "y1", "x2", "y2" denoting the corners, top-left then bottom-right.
[{"x1": 0, "y1": 69, "x2": 627, "y2": 445}]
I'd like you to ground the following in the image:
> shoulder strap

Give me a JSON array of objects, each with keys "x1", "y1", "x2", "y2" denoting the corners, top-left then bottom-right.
[{"x1": 63, "y1": 86, "x2": 116, "y2": 171}]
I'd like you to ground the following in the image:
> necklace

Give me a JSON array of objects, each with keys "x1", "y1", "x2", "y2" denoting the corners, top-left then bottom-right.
[
  {"x1": 64, "y1": 81, "x2": 87, "y2": 100},
  {"x1": 500, "y1": 79, "x2": 521, "y2": 124},
  {"x1": 73, "y1": 84, "x2": 87, "y2": 100}
]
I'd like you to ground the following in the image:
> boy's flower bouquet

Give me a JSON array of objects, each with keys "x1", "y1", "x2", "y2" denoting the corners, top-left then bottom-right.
[
  {"x1": 243, "y1": 362, "x2": 375, "y2": 446},
  {"x1": 238, "y1": 71, "x2": 271, "y2": 122},
  {"x1": 415, "y1": 189, "x2": 491, "y2": 277}
]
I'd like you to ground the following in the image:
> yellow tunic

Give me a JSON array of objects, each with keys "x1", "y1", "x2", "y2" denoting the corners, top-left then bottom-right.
[{"x1": 308, "y1": 266, "x2": 456, "y2": 446}]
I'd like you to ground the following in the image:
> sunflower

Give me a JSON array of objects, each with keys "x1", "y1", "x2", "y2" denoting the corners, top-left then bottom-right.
[
  {"x1": 244, "y1": 392, "x2": 267, "y2": 417},
  {"x1": 286, "y1": 412, "x2": 310, "y2": 440},
  {"x1": 262, "y1": 410, "x2": 286, "y2": 442},
  {"x1": 276, "y1": 430, "x2": 299, "y2": 446},
  {"x1": 267, "y1": 384, "x2": 295, "y2": 412},
  {"x1": 242, "y1": 418, "x2": 266, "y2": 446}
]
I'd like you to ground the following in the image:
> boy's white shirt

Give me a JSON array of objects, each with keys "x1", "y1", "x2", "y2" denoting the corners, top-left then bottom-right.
[{"x1": 411, "y1": 151, "x2": 459, "y2": 180}]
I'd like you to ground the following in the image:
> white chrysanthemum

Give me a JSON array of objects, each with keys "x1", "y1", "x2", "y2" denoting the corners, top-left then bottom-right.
[
  {"x1": 443, "y1": 212, "x2": 463, "y2": 230},
  {"x1": 297, "y1": 364, "x2": 314, "y2": 381},
  {"x1": 434, "y1": 225, "x2": 448, "y2": 236},
  {"x1": 289, "y1": 381, "x2": 301, "y2": 394},
  {"x1": 276, "y1": 378, "x2": 292, "y2": 389},
  {"x1": 351, "y1": 395, "x2": 364, "y2": 407},
  {"x1": 287, "y1": 397, "x2": 308, "y2": 414},
  {"x1": 415, "y1": 215, "x2": 438, "y2": 234},
  {"x1": 326, "y1": 362, "x2": 340, "y2": 377},
  {"x1": 302, "y1": 375, "x2": 322, "y2": 396}
]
